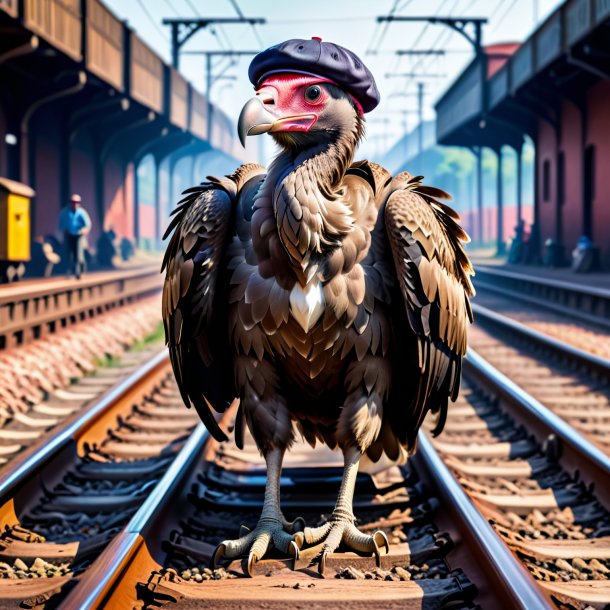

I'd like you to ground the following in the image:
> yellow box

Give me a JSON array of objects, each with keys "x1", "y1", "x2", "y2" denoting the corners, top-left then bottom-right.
[{"x1": 0, "y1": 178, "x2": 35, "y2": 262}]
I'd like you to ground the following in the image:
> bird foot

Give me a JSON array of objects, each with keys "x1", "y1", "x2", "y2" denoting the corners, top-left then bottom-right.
[
  {"x1": 293, "y1": 515, "x2": 389, "y2": 576},
  {"x1": 211, "y1": 515, "x2": 304, "y2": 577}
]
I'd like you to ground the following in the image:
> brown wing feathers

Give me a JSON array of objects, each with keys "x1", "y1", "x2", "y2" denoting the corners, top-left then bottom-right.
[
  {"x1": 384, "y1": 172, "x2": 474, "y2": 450},
  {"x1": 161, "y1": 179, "x2": 237, "y2": 442}
]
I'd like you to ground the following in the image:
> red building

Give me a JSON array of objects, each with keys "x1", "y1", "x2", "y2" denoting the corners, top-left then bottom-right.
[{"x1": 435, "y1": 0, "x2": 610, "y2": 268}]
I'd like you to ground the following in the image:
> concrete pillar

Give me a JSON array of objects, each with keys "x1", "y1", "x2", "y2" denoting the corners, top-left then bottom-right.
[
  {"x1": 516, "y1": 142, "x2": 523, "y2": 226},
  {"x1": 475, "y1": 146, "x2": 483, "y2": 245},
  {"x1": 496, "y1": 146, "x2": 505, "y2": 256}
]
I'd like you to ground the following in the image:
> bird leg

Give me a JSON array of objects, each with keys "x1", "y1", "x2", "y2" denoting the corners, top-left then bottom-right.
[
  {"x1": 211, "y1": 447, "x2": 301, "y2": 575},
  {"x1": 294, "y1": 445, "x2": 389, "y2": 575}
]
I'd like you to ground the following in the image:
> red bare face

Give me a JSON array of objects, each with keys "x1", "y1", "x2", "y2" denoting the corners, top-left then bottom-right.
[
  {"x1": 237, "y1": 71, "x2": 363, "y2": 147},
  {"x1": 254, "y1": 74, "x2": 336, "y2": 133}
]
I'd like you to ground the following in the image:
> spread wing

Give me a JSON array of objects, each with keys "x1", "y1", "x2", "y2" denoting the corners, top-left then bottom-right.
[
  {"x1": 384, "y1": 173, "x2": 474, "y2": 451},
  {"x1": 161, "y1": 177, "x2": 238, "y2": 442}
]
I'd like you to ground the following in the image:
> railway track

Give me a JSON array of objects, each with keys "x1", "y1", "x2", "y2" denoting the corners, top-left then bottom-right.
[
  {"x1": 0, "y1": 265, "x2": 162, "y2": 349},
  {"x1": 468, "y1": 302, "x2": 610, "y2": 457},
  {"x1": 473, "y1": 289, "x2": 610, "y2": 360},
  {"x1": 473, "y1": 265, "x2": 610, "y2": 330},
  {"x1": 0, "y1": 298, "x2": 162, "y2": 471},
  {"x1": 0, "y1": 268, "x2": 606, "y2": 608},
  {"x1": 427, "y1": 355, "x2": 610, "y2": 609},
  {"x1": 0, "y1": 351, "x2": 200, "y2": 609},
  {"x1": 56, "y1": 417, "x2": 551, "y2": 608}
]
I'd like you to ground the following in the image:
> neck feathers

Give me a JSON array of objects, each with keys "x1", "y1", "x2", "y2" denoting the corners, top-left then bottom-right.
[{"x1": 273, "y1": 131, "x2": 358, "y2": 280}]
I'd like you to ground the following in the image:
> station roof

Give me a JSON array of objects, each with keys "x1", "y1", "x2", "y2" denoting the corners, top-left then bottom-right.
[{"x1": 435, "y1": 0, "x2": 610, "y2": 149}]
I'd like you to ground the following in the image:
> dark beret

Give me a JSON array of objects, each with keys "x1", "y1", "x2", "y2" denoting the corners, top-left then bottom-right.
[{"x1": 248, "y1": 38, "x2": 380, "y2": 114}]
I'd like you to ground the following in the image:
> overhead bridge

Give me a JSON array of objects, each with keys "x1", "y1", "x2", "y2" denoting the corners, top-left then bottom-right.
[
  {"x1": 435, "y1": 0, "x2": 610, "y2": 266},
  {"x1": 0, "y1": 0, "x2": 247, "y2": 251}
]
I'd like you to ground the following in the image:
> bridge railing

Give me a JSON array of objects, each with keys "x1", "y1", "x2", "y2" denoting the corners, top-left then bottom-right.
[{"x1": 0, "y1": 0, "x2": 243, "y2": 162}]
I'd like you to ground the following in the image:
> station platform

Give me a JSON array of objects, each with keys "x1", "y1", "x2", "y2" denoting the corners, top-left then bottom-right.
[
  {"x1": 0, "y1": 263, "x2": 160, "y2": 298},
  {"x1": 0, "y1": 264, "x2": 162, "y2": 349},
  {"x1": 469, "y1": 249, "x2": 610, "y2": 291}
]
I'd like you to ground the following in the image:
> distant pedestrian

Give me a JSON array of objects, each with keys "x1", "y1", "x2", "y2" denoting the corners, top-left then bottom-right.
[{"x1": 59, "y1": 194, "x2": 91, "y2": 279}]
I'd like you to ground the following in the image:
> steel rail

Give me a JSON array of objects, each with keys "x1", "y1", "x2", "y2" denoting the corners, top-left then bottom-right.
[
  {"x1": 0, "y1": 350, "x2": 169, "y2": 503},
  {"x1": 472, "y1": 302, "x2": 610, "y2": 376},
  {"x1": 473, "y1": 265, "x2": 610, "y2": 330},
  {"x1": 414, "y1": 433, "x2": 554, "y2": 609},
  {"x1": 59, "y1": 424, "x2": 209, "y2": 610},
  {"x1": 474, "y1": 265, "x2": 610, "y2": 300},
  {"x1": 464, "y1": 348, "x2": 610, "y2": 505},
  {"x1": 474, "y1": 278, "x2": 610, "y2": 330}
]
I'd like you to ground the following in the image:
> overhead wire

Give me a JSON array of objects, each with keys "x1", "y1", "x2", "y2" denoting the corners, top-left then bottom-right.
[
  {"x1": 135, "y1": 0, "x2": 169, "y2": 42},
  {"x1": 384, "y1": 0, "x2": 463, "y2": 151},
  {"x1": 183, "y1": 0, "x2": 200, "y2": 16},
  {"x1": 492, "y1": 0, "x2": 519, "y2": 31},
  {"x1": 163, "y1": 0, "x2": 180, "y2": 17},
  {"x1": 367, "y1": 0, "x2": 416, "y2": 54},
  {"x1": 228, "y1": 0, "x2": 265, "y2": 49}
]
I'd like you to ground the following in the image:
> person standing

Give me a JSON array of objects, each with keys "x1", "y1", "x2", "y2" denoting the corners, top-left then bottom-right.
[{"x1": 58, "y1": 194, "x2": 91, "y2": 279}]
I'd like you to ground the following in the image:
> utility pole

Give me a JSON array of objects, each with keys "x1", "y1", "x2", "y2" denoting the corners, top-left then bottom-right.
[
  {"x1": 386, "y1": 86, "x2": 427, "y2": 154},
  {"x1": 378, "y1": 16, "x2": 487, "y2": 56},
  {"x1": 162, "y1": 16, "x2": 265, "y2": 69},
  {"x1": 183, "y1": 50, "x2": 259, "y2": 140},
  {"x1": 183, "y1": 50, "x2": 258, "y2": 99},
  {"x1": 380, "y1": 110, "x2": 419, "y2": 161},
  {"x1": 380, "y1": 15, "x2": 489, "y2": 246}
]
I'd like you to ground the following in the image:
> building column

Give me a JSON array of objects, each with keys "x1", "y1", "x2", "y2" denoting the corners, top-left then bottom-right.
[
  {"x1": 154, "y1": 157, "x2": 161, "y2": 246},
  {"x1": 496, "y1": 146, "x2": 505, "y2": 256},
  {"x1": 516, "y1": 141, "x2": 523, "y2": 226},
  {"x1": 475, "y1": 146, "x2": 483, "y2": 245},
  {"x1": 527, "y1": 136, "x2": 541, "y2": 264}
]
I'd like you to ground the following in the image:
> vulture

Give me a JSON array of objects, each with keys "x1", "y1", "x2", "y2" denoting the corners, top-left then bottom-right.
[{"x1": 162, "y1": 38, "x2": 474, "y2": 575}]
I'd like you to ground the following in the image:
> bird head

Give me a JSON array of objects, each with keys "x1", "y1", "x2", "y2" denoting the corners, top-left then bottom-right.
[{"x1": 238, "y1": 73, "x2": 364, "y2": 151}]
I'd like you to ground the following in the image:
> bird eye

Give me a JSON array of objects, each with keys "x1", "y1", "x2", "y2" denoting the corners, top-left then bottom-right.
[{"x1": 304, "y1": 85, "x2": 321, "y2": 102}]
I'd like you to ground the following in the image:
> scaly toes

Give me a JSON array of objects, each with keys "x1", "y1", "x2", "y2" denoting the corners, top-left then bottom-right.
[
  {"x1": 315, "y1": 522, "x2": 390, "y2": 576},
  {"x1": 212, "y1": 518, "x2": 304, "y2": 575},
  {"x1": 294, "y1": 521, "x2": 332, "y2": 548}
]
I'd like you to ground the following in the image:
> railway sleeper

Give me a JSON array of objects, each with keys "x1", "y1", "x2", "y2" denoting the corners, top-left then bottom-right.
[{"x1": 430, "y1": 378, "x2": 610, "y2": 609}]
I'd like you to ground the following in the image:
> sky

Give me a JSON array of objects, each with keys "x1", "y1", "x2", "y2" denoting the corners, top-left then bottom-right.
[{"x1": 105, "y1": 0, "x2": 563, "y2": 161}]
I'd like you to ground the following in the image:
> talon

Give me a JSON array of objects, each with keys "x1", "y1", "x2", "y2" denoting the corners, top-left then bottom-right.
[
  {"x1": 211, "y1": 543, "x2": 226, "y2": 569},
  {"x1": 293, "y1": 531, "x2": 305, "y2": 549},
  {"x1": 239, "y1": 524, "x2": 252, "y2": 537},
  {"x1": 246, "y1": 552, "x2": 259, "y2": 577},
  {"x1": 373, "y1": 530, "x2": 390, "y2": 556},
  {"x1": 318, "y1": 552, "x2": 328, "y2": 576},
  {"x1": 288, "y1": 540, "x2": 300, "y2": 560}
]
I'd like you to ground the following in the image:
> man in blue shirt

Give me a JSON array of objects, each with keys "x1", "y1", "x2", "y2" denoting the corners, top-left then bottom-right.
[{"x1": 58, "y1": 194, "x2": 92, "y2": 279}]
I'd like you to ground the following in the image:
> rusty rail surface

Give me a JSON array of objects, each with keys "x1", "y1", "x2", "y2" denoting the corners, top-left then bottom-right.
[
  {"x1": 60, "y1": 422, "x2": 552, "y2": 609},
  {"x1": 0, "y1": 350, "x2": 205, "y2": 608},
  {"x1": 472, "y1": 303, "x2": 610, "y2": 377},
  {"x1": 427, "y1": 349, "x2": 610, "y2": 608},
  {"x1": 474, "y1": 265, "x2": 610, "y2": 329},
  {"x1": 0, "y1": 350, "x2": 169, "y2": 502},
  {"x1": 0, "y1": 265, "x2": 162, "y2": 348}
]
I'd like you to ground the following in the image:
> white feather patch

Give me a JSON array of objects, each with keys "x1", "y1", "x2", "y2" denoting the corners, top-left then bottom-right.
[{"x1": 289, "y1": 281, "x2": 325, "y2": 333}]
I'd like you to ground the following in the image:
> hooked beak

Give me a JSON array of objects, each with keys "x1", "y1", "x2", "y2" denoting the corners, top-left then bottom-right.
[{"x1": 237, "y1": 96, "x2": 318, "y2": 148}]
